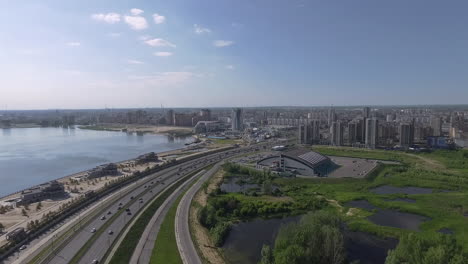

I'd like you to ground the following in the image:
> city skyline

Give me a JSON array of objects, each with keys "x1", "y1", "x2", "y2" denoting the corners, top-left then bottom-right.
[{"x1": 2, "y1": 0, "x2": 468, "y2": 110}]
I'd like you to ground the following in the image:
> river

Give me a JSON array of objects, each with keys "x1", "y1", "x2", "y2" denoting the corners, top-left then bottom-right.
[{"x1": 0, "y1": 127, "x2": 191, "y2": 196}]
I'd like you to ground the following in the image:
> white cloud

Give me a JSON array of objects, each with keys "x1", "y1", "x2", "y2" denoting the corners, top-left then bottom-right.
[
  {"x1": 130, "y1": 8, "x2": 144, "y2": 16},
  {"x1": 108, "y1": 32, "x2": 122, "y2": 37},
  {"x1": 153, "y1": 13, "x2": 166, "y2": 24},
  {"x1": 144, "y1": 38, "x2": 176, "y2": 48},
  {"x1": 124, "y1": 15, "x2": 148, "y2": 30},
  {"x1": 194, "y1": 24, "x2": 211, "y2": 34},
  {"x1": 213, "y1": 40, "x2": 234, "y2": 47},
  {"x1": 128, "y1": 72, "x2": 197, "y2": 86},
  {"x1": 127, "y1": 59, "x2": 144, "y2": 64},
  {"x1": 67, "y1": 42, "x2": 81, "y2": 47},
  {"x1": 225, "y1": 65, "x2": 235, "y2": 70},
  {"x1": 154, "y1": 52, "x2": 173, "y2": 57},
  {"x1": 91, "y1": 13, "x2": 121, "y2": 24}
]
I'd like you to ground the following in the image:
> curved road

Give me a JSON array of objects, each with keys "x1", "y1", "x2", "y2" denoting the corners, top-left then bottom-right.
[{"x1": 175, "y1": 163, "x2": 223, "y2": 264}]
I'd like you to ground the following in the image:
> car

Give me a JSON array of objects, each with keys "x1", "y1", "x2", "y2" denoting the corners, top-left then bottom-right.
[
  {"x1": 144, "y1": 185, "x2": 147, "y2": 188},
  {"x1": 118, "y1": 206, "x2": 122, "y2": 210},
  {"x1": 91, "y1": 228, "x2": 96, "y2": 233},
  {"x1": 125, "y1": 208, "x2": 130, "y2": 212},
  {"x1": 108, "y1": 230, "x2": 113, "y2": 235},
  {"x1": 107, "y1": 211, "x2": 112, "y2": 215},
  {"x1": 100, "y1": 216, "x2": 106, "y2": 220},
  {"x1": 130, "y1": 196, "x2": 134, "y2": 199},
  {"x1": 150, "y1": 190, "x2": 153, "y2": 193},
  {"x1": 139, "y1": 200, "x2": 143, "y2": 203},
  {"x1": 119, "y1": 202, "x2": 123, "y2": 206},
  {"x1": 127, "y1": 211, "x2": 132, "y2": 215},
  {"x1": 19, "y1": 245, "x2": 27, "y2": 250},
  {"x1": 92, "y1": 260, "x2": 99, "y2": 264}
]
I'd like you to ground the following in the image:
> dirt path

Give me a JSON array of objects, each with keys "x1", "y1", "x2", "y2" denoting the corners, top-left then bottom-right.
[{"x1": 189, "y1": 170, "x2": 226, "y2": 264}]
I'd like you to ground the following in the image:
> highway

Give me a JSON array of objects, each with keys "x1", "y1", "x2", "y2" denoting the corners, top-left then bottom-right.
[
  {"x1": 127, "y1": 170, "x2": 206, "y2": 264},
  {"x1": 27, "y1": 145, "x2": 260, "y2": 264},
  {"x1": 175, "y1": 163, "x2": 223, "y2": 264}
]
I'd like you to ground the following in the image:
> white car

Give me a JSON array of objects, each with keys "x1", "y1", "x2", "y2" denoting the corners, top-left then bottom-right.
[
  {"x1": 19, "y1": 245, "x2": 27, "y2": 250},
  {"x1": 91, "y1": 228, "x2": 96, "y2": 233},
  {"x1": 108, "y1": 230, "x2": 114, "y2": 235}
]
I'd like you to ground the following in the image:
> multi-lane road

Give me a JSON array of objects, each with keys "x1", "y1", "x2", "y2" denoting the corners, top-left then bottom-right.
[{"x1": 9, "y1": 144, "x2": 264, "y2": 264}]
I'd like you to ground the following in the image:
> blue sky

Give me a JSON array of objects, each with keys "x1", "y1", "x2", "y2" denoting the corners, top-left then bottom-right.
[{"x1": 1, "y1": 0, "x2": 467, "y2": 109}]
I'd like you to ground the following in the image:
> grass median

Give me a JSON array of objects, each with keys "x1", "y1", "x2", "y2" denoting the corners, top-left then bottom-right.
[
  {"x1": 150, "y1": 194, "x2": 184, "y2": 264},
  {"x1": 108, "y1": 171, "x2": 199, "y2": 264}
]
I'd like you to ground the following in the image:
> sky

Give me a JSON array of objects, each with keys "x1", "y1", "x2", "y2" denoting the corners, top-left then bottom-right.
[{"x1": 0, "y1": 0, "x2": 468, "y2": 110}]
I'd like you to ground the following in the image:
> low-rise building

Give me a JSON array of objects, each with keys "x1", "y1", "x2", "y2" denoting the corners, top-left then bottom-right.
[
  {"x1": 256, "y1": 149, "x2": 337, "y2": 177},
  {"x1": 87, "y1": 163, "x2": 119, "y2": 179},
  {"x1": 17, "y1": 180, "x2": 65, "y2": 205},
  {"x1": 136, "y1": 152, "x2": 159, "y2": 164}
]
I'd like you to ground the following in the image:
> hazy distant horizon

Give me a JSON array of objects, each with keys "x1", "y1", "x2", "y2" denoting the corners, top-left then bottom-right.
[{"x1": 1, "y1": 103, "x2": 468, "y2": 112}]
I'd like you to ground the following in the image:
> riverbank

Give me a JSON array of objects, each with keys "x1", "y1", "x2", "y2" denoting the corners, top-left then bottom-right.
[
  {"x1": 78, "y1": 124, "x2": 194, "y2": 137},
  {"x1": 0, "y1": 139, "x2": 213, "y2": 244}
]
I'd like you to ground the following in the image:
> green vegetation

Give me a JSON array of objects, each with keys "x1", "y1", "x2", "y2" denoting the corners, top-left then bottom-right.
[
  {"x1": 262, "y1": 210, "x2": 345, "y2": 264},
  {"x1": 386, "y1": 233, "x2": 467, "y2": 264},
  {"x1": 199, "y1": 146, "x2": 468, "y2": 263},
  {"x1": 150, "y1": 195, "x2": 183, "y2": 264},
  {"x1": 198, "y1": 163, "x2": 327, "y2": 247}
]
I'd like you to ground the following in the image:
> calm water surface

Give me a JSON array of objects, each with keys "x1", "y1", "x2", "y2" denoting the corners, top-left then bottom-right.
[{"x1": 0, "y1": 127, "x2": 191, "y2": 196}]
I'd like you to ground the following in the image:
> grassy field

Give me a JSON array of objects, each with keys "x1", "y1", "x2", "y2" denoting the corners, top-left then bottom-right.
[
  {"x1": 150, "y1": 195, "x2": 183, "y2": 264},
  {"x1": 277, "y1": 146, "x2": 468, "y2": 250}
]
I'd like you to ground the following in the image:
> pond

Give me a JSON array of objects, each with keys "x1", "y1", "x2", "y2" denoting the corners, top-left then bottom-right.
[
  {"x1": 385, "y1": 198, "x2": 416, "y2": 203},
  {"x1": 222, "y1": 216, "x2": 301, "y2": 264},
  {"x1": 344, "y1": 228, "x2": 398, "y2": 264},
  {"x1": 345, "y1": 200, "x2": 378, "y2": 211},
  {"x1": 368, "y1": 209, "x2": 430, "y2": 231},
  {"x1": 346, "y1": 199, "x2": 429, "y2": 231},
  {"x1": 370, "y1": 185, "x2": 433, "y2": 195}
]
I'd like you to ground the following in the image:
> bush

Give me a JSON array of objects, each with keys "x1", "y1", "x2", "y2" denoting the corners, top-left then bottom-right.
[{"x1": 210, "y1": 222, "x2": 232, "y2": 247}]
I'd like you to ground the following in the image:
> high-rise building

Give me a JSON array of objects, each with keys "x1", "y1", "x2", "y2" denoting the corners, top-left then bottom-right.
[
  {"x1": 363, "y1": 107, "x2": 370, "y2": 118},
  {"x1": 199, "y1": 109, "x2": 211, "y2": 120},
  {"x1": 328, "y1": 107, "x2": 336, "y2": 126},
  {"x1": 231, "y1": 108, "x2": 243, "y2": 131},
  {"x1": 430, "y1": 116, "x2": 442, "y2": 136},
  {"x1": 399, "y1": 123, "x2": 414, "y2": 148},
  {"x1": 330, "y1": 121, "x2": 344, "y2": 146},
  {"x1": 298, "y1": 120, "x2": 320, "y2": 145},
  {"x1": 348, "y1": 122, "x2": 358, "y2": 144},
  {"x1": 365, "y1": 118, "x2": 378, "y2": 149},
  {"x1": 166, "y1": 109, "x2": 174, "y2": 126}
]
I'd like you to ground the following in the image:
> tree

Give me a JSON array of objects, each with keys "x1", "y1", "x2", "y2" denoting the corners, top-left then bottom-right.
[
  {"x1": 21, "y1": 208, "x2": 28, "y2": 217},
  {"x1": 36, "y1": 202, "x2": 42, "y2": 211},
  {"x1": 0, "y1": 222, "x2": 4, "y2": 233},
  {"x1": 385, "y1": 233, "x2": 467, "y2": 264},
  {"x1": 273, "y1": 211, "x2": 346, "y2": 264},
  {"x1": 260, "y1": 244, "x2": 274, "y2": 264}
]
